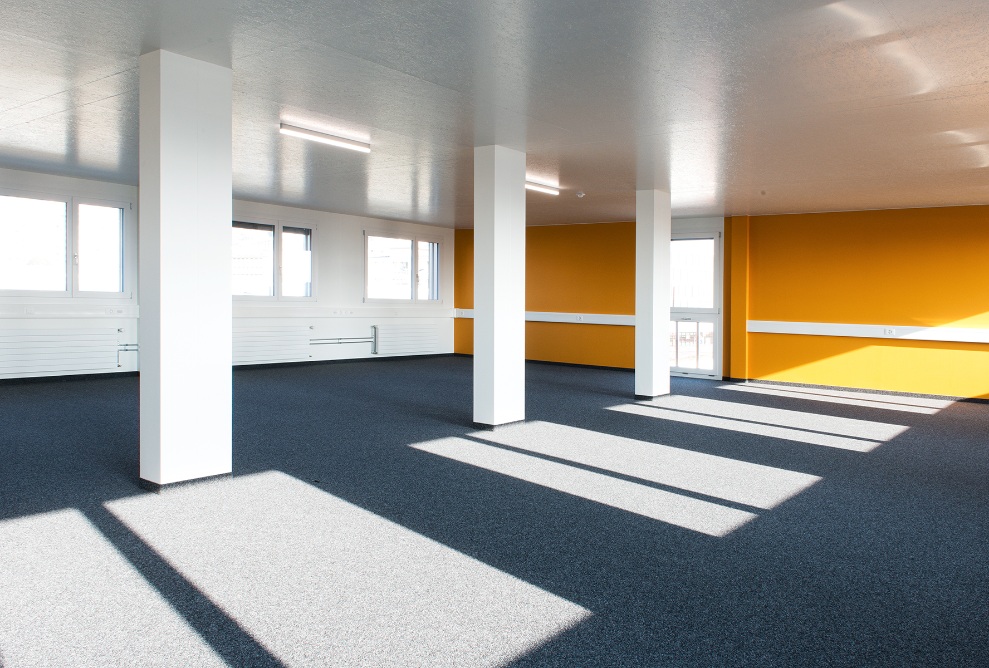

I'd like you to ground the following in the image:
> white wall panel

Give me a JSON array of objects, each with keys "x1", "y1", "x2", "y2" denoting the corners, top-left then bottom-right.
[{"x1": 0, "y1": 170, "x2": 456, "y2": 380}]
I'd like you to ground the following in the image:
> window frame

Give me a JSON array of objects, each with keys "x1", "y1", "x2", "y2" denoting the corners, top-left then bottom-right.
[
  {"x1": 0, "y1": 187, "x2": 134, "y2": 300},
  {"x1": 670, "y1": 233, "x2": 720, "y2": 316},
  {"x1": 72, "y1": 197, "x2": 133, "y2": 298},
  {"x1": 669, "y1": 228, "x2": 723, "y2": 379},
  {"x1": 231, "y1": 216, "x2": 317, "y2": 302},
  {"x1": 363, "y1": 230, "x2": 443, "y2": 304}
]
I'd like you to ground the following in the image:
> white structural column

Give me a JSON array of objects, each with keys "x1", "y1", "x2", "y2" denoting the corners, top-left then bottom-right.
[
  {"x1": 139, "y1": 50, "x2": 233, "y2": 486},
  {"x1": 473, "y1": 145, "x2": 526, "y2": 427},
  {"x1": 635, "y1": 189, "x2": 672, "y2": 398}
]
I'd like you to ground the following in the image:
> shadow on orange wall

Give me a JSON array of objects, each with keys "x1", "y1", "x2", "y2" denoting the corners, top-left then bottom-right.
[{"x1": 728, "y1": 207, "x2": 989, "y2": 399}]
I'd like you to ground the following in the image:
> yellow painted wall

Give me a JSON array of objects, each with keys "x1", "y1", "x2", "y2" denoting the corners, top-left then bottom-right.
[
  {"x1": 453, "y1": 223, "x2": 636, "y2": 367},
  {"x1": 526, "y1": 322, "x2": 634, "y2": 368},
  {"x1": 748, "y1": 207, "x2": 989, "y2": 326},
  {"x1": 731, "y1": 205, "x2": 989, "y2": 398},
  {"x1": 748, "y1": 334, "x2": 989, "y2": 399},
  {"x1": 453, "y1": 229, "x2": 475, "y2": 355},
  {"x1": 458, "y1": 206, "x2": 989, "y2": 397},
  {"x1": 525, "y1": 223, "x2": 635, "y2": 314},
  {"x1": 722, "y1": 218, "x2": 732, "y2": 374},
  {"x1": 726, "y1": 215, "x2": 751, "y2": 380}
]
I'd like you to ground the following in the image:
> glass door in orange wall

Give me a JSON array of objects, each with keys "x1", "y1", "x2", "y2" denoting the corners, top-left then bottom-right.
[{"x1": 669, "y1": 234, "x2": 722, "y2": 378}]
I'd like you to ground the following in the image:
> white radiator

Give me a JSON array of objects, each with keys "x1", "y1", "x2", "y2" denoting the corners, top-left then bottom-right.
[
  {"x1": 373, "y1": 324, "x2": 440, "y2": 356},
  {"x1": 233, "y1": 325, "x2": 312, "y2": 364},
  {"x1": 0, "y1": 328, "x2": 121, "y2": 378}
]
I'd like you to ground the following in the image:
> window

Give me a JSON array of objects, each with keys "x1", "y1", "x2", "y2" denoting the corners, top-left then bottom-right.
[
  {"x1": 0, "y1": 195, "x2": 67, "y2": 291},
  {"x1": 232, "y1": 221, "x2": 314, "y2": 299},
  {"x1": 232, "y1": 222, "x2": 275, "y2": 296},
  {"x1": 417, "y1": 240, "x2": 440, "y2": 301},
  {"x1": 669, "y1": 229, "x2": 722, "y2": 378},
  {"x1": 77, "y1": 204, "x2": 123, "y2": 293},
  {"x1": 670, "y1": 238, "x2": 715, "y2": 308},
  {"x1": 281, "y1": 226, "x2": 313, "y2": 297},
  {"x1": 0, "y1": 194, "x2": 128, "y2": 296},
  {"x1": 365, "y1": 233, "x2": 440, "y2": 302},
  {"x1": 669, "y1": 320, "x2": 716, "y2": 371}
]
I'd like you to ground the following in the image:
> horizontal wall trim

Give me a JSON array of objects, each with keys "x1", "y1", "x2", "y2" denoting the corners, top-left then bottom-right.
[
  {"x1": 0, "y1": 305, "x2": 139, "y2": 319},
  {"x1": 0, "y1": 305, "x2": 454, "y2": 320},
  {"x1": 455, "y1": 309, "x2": 635, "y2": 326},
  {"x1": 234, "y1": 306, "x2": 455, "y2": 319},
  {"x1": 748, "y1": 320, "x2": 989, "y2": 344}
]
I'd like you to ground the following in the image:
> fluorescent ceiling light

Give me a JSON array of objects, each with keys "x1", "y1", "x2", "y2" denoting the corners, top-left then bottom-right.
[
  {"x1": 279, "y1": 123, "x2": 371, "y2": 153},
  {"x1": 525, "y1": 181, "x2": 560, "y2": 196}
]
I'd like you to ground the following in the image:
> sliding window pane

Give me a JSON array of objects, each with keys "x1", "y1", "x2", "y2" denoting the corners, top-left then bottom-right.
[
  {"x1": 670, "y1": 238, "x2": 714, "y2": 308},
  {"x1": 232, "y1": 222, "x2": 274, "y2": 296},
  {"x1": 417, "y1": 240, "x2": 439, "y2": 300},
  {"x1": 367, "y1": 235, "x2": 413, "y2": 300},
  {"x1": 78, "y1": 204, "x2": 123, "y2": 292},
  {"x1": 676, "y1": 321, "x2": 699, "y2": 369},
  {"x1": 0, "y1": 195, "x2": 67, "y2": 291},
  {"x1": 669, "y1": 322, "x2": 677, "y2": 368},
  {"x1": 698, "y1": 321, "x2": 715, "y2": 370},
  {"x1": 282, "y1": 226, "x2": 312, "y2": 297}
]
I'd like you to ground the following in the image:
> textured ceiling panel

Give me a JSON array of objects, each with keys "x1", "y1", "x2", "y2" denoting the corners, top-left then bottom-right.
[{"x1": 1, "y1": 0, "x2": 988, "y2": 226}]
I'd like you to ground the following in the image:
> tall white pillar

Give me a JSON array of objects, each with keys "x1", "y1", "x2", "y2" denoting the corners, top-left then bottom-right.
[
  {"x1": 139, "y1": 50, "x2": 233, "y2": 486},
  {"x1": 635, "y1": 189, "x2": 672, "y2": 398},
  {"x1": 473, "y1": 145, "x2": 526, "y2": 427}
]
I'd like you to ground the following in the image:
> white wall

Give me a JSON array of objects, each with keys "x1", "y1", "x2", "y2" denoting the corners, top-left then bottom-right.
[
  {"x1": 231, "y1": 199, "x2": 455, "y2": 364},
  {"x1": 0, "y1": 168, "x2": 140, "y2": 379},
  {"x1": 0, "y1": 168, "x2": 455, "y2": 379}
]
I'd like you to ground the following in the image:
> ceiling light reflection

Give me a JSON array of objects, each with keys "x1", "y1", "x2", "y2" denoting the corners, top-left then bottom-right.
[
  {"x1": 525, "y1": 181, "x2": 560, "y2": 196},
  {"x1": 822, "y1": 1, "x2": 888, "y2": 38},
  {"x1": 279, "y1": 123, "x2": 371, "y2": 153},
  {"x1": 879, "y1": 41, "x2": 938, "y2": 96}
]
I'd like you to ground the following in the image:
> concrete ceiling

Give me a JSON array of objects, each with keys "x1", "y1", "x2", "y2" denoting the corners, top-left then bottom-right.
[{"x1": 2, "y1": 0, "x2": 989, "y2": 227}]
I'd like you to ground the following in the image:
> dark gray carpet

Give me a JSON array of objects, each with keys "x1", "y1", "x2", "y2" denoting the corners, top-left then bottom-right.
[{"x1": 0, "y1": 356, "x2": 987, "y2": 666}]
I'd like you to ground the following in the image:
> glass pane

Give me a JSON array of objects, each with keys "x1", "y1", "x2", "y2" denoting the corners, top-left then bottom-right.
[
  {"x1": 698, "y1": 321, "x2": 715, "y2": 371},
  {"x1": 0, "y1": 195, "x2": 67, "y2": 291},
  {"x1": 78, "y1": 204, "x2": 123, "y2": 292},
  {"x1": 367, "y1": 235, "x2": 413, "y2": 300},
  {"x1": 669, "y1": 322, "x2": 677, "y2": 368},
  {"x1": 676, "y1": 321, "x2": 699, "y2": 369},
  {"x1": 417, "y1": 240, "x2": 439, "y2": 300},
  {"x1": 670, "y1": 238, "x2": 715, "y2": 308},
  {"x1": 232, "y1": 222, "x2": 274, "y2": 296},
  {"x1": 282, "y1": 226, "x2": 312, "y2": 297}
]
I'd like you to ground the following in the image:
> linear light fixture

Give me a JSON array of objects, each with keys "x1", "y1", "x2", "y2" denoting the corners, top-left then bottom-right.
[
  {"x1": 525, "y1": 181, "x2": 560, "y2": 196},
  {"x1": 279, "y1": 123, "x2": 371, "y2": 153}
]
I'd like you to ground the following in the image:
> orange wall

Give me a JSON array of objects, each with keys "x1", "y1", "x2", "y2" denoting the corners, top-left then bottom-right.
[
  {"x1": 453, "y1": 223, "x2": 635, "y2": 367},
  {"x1": 728, "y1": 205, "x2": 989, "y2": 398},
  {"x1": 748, "y1": 207, "x2": 989, "y2": 326},
  {"x1": 525, "y1": 223, "x2": 635, "y2": 314},
  {"x1": 454, "y1": 229, "x2": 474, "y2": 310},
  {"x1": 453, "y1": 229, "x2": 475, "y2": 355},
  {"x1": 458, "y1": 206, "x2": 989, "y2": 397}
]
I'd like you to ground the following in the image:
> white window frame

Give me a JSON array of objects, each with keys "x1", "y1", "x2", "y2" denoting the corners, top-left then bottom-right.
[
  {"x1": 363, "y1": 230, "x2": 444, "y2": 304},
  {"x1": 0, "y1": 187, "x2": 135, "y2": 300},
  {"x1": 232, "y1": 216, "x2": 317, "y2": 302},
  {"x1": 670, "y1": 229, "x2": 723, "y2": 379},
  {"x1": 72, "y1": 197, "x2": 134, "y2": 298}
]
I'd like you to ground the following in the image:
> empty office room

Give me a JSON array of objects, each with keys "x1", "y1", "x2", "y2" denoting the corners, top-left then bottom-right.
[{"x1": 1, "y1": 0, "x2": 988, "y2": 666}]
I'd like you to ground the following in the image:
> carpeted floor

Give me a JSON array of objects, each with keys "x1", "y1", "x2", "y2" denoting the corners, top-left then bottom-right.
[{"x1": 0, "y1": 356, "x2": 987, "y2": 666}]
